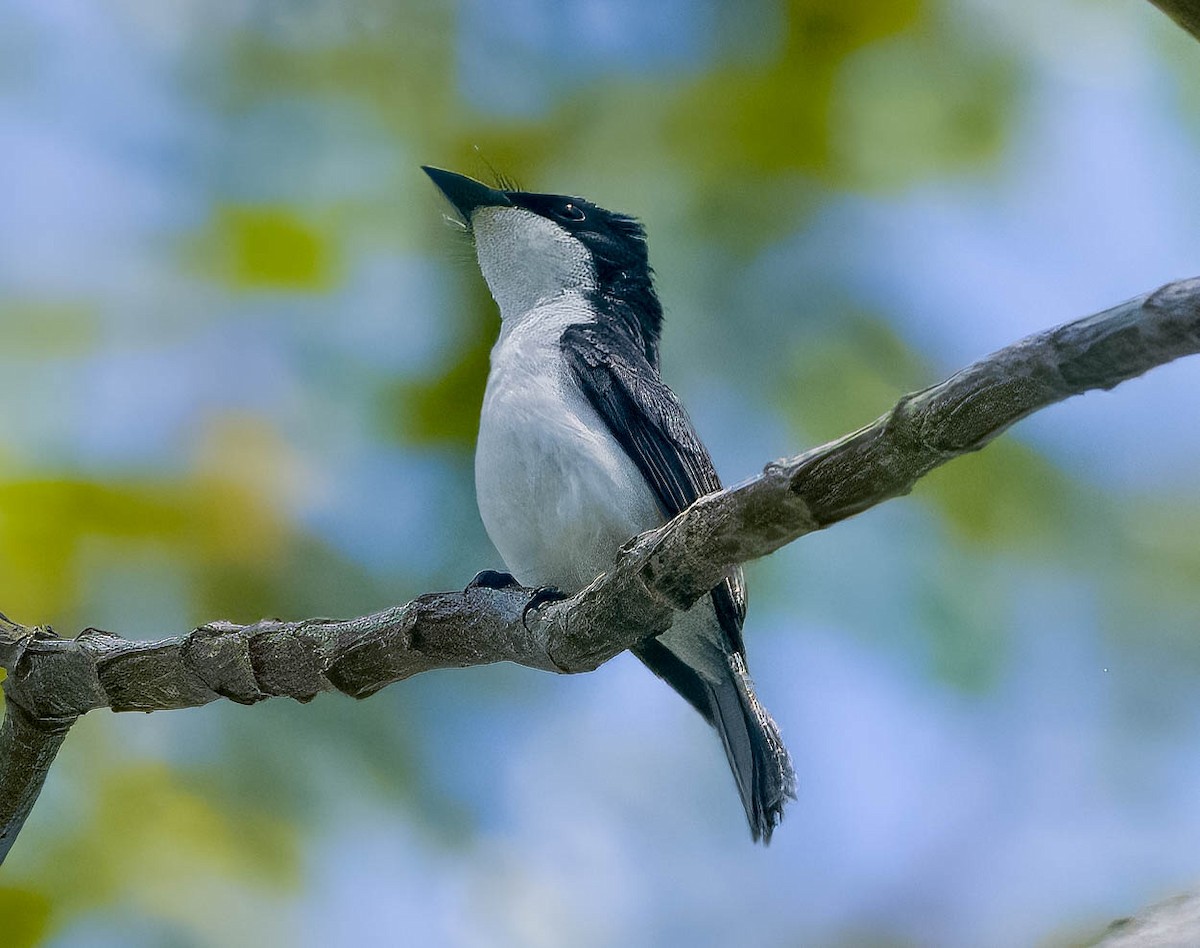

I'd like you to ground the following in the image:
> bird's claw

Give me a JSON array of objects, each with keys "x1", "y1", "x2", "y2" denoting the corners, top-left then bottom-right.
[
  {"x1": 522, "y1": 585, "x2": 569, "y2": 628},
  {"x1": 466, "y1": 569, "x2": 520, "y2": 592}
]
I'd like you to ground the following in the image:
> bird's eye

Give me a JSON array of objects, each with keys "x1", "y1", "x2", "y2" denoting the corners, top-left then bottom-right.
[{"x1": 557, "y1": 203, "x2": 586, "y2": 222}]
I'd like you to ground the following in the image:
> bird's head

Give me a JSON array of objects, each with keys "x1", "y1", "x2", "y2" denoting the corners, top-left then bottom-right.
[{"x1": 423, "y1": 166, "x2": 661, "y2": 360}]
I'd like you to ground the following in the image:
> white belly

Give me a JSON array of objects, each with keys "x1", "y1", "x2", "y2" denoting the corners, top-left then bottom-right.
[{"x1": 475, "y1": 298, "x2": 663, "y2": 591}]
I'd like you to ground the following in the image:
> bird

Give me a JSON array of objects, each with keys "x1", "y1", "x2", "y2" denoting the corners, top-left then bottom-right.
[{"x1": 423, "y1": 165, "x2": 795, "y2": 842}]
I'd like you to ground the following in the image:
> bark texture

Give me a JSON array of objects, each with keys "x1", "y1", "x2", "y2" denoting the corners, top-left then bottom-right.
[{"x1": 1148, "y1": 0, "x2": 1200, "y2": 41}]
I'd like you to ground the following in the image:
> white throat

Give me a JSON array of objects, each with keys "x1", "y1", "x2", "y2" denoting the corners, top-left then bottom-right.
[{"x1": 472, "y1": 206, "x2": 597, "y2": 320}]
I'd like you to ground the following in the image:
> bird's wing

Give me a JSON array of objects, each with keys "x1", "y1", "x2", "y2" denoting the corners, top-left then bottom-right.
[{"x1": 561, "y1": 322, "x2": 747, "y2": 655}]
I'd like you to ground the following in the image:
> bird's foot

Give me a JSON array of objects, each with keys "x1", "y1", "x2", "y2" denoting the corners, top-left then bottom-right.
[
  {"x1": 522, "y1": 585, "x2": 569, "y2": 628},
  {"x1": 466, "y1": 569, "x2": 520, "y2": 592}
]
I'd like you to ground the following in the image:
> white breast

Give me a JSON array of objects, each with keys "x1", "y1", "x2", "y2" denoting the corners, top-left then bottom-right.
[{"x1": 475, "y1": 293, "x2": 664, "y2": 591}]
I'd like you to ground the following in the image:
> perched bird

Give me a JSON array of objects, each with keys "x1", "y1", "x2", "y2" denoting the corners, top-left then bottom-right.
[{"x1": 423, "y1": 166, "x2": 795, "y2": 842}]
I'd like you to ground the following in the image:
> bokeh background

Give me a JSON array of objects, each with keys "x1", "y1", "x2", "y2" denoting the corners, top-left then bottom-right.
[{"x1": 2, "y1": 0, "x2": 1200, "y2": 945}]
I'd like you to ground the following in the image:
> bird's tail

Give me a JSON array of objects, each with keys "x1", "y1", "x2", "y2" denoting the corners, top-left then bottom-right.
[
  {"x1": 709, "y1": 652, "x2": 796, "y2": 842},
  {"x1": 634, "y1": 637, "x2": 796, "y2": 843}
]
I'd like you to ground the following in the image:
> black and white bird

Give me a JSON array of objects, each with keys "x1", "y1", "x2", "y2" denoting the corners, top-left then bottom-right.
[{"x1": 423, "y1": 166, "x2": 795, "y2": 842}]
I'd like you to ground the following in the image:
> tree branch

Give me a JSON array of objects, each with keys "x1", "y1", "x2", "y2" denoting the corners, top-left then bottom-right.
[
  {"x1": 1091, "y1": 890, "x2": 1200, "y2": 946},
  {"x1": 1147, "y1": 0, "x2": 1200, "y2": 43},
  {"x1": 0, "y1": 619, "x2": 76, "y2": 864},
  {"x1": 2, "y1": 277, "x2": 1199, "y2": 864},
  {"x1": 0, "y1": 702, "x2": 74, "y2": 864}
]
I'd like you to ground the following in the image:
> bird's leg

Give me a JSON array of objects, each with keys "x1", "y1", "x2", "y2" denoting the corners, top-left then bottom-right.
[
  {"x1": 521, "y1": 585, "x2": 570, "y2": 628},
  {"x1": 466, "y1": 569, "x2": 521, "y2": 591}
]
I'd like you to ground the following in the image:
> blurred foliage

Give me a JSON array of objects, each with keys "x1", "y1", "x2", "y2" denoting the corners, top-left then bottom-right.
[
  {"x1": 1124, "y1": 498, "x2": 1200, "y2": 594},
  {"x1": 2, "y1": 0, "x2": 1198, "y2": 944},
  {"x1": 382, "y1": 277, "x2": 497, "y2": 447},
  {"x1": 11, "y1": 758, "x2": 299, "y2": 944},
  {"x1": 0, "y1": 303, "x2": 98, "y2": 358},
  {"x1": 384, "y1": 325, "x2": 492, "y2": 446},
  {"x1": 0, "y1": 414, "x2": 403, "y2": 626},
  {"x1": 920, "y1": 440, "x2": 1081, "y2": 552},
  {"x1": 786, "y1": 313, "x2": 931, "y2": 440},
  {"x1": 1110, "y1": 496, "x2": 1200, "y2": 661},
  {"x1": 917, "y1": 545, "x2": 1012, "y2": 691},
  {"x1": 1154, "y1": 7, "x2": 1200, "y2": 137},
  {"x1": 671, "y1": 0, "x2": 923, "y2": 178},
  {"x1": 780, "y1": 305, "x2": 1193, "y2": 693},
  {"x1": 194, "y1": 206, "x2": 337, "y2": 289},
  {"x1": 38, "y1": 763, "x2": 299, "y2": 907},
  {"x1": 0, "y1": 479, "x2": 193, "y2": 623},
  {"x1": 832, "y1": 23, "x2": 1017, "y2": 188},
  {"x1": 215, "y1": 0, "x2": 1018, "y2": 454},
  {"x1": 0, "y1": 886, "x2": 51, "y2": 948},
  {"x1": 786, "y1": 309, "x2": 1089, "y2": 551}
]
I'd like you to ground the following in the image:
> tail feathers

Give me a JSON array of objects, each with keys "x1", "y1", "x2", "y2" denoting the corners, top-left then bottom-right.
[
  {"x1": 634, "y1": 638, "x2": 795, "y2": 843},
  {"x1": 709, "y1": 652, "x2": 796, "y2": 843}
]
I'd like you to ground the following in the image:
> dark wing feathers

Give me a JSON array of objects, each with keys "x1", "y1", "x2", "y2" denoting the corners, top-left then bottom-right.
[
  {"x1": 564, "y1": 322, "x2": 794, "y2": 843},
  {"x1": 561, "y1": 322, "x2": 747, "y2": 656}
]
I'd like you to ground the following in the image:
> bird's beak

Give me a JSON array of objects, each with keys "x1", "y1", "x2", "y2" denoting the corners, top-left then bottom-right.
[{"x1": 422, "y1": 166, "x2": 513, "y2": 223}]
